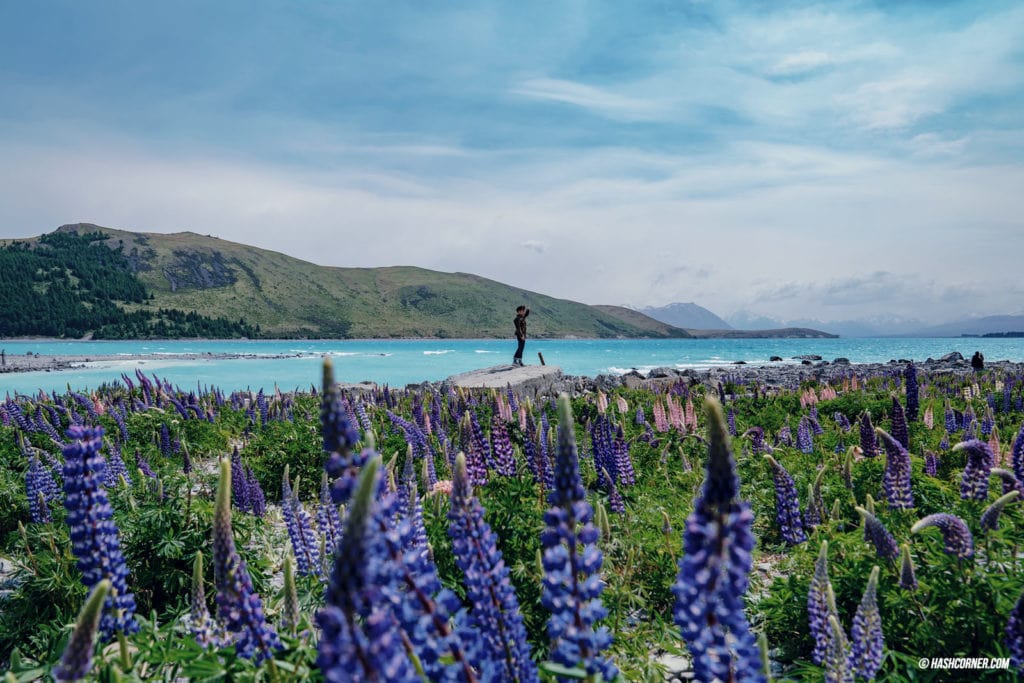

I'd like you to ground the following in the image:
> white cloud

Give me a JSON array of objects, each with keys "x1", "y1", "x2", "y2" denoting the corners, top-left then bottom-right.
[{"x1": 511, "y1": 77, "x2": 665, "y2": 120}]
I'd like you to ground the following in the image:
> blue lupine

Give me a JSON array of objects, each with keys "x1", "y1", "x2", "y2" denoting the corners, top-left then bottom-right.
[
  {"x1": 542, "y1": 395, "x2": 618, "y2": 681},
  {"x1": 1012, "y1": 423, "x2": 1024, "y2": 483},
  {"x1": 939, "y1": 433, "x2": 950, "y2": 451},
  {"x1": 674, "y1": 398, "x2": 764, "y2": 682},
  {"x1": 807, "y1": 541, "x2": 834, "y2": 665},
  {"x1": 992, "y1": 468, "x2": 1024, "y2": 496},
  {"x1": 26, "y1": 455, "x2": 54, "y2": 523},
  {"x1": 899, "y1": 544, "x2": 918, "y2": 591},
  {"x1": 924, "y1": 450, "x2": 939, "y2": 477},
  {"x1": 797, "y1": 417, "x2": 814, "y2": 454},
  {"x1": 318, "y1": 471, "x2": 343, "y2": 554},
  {"x1": 213, "y1": 458, "x2": 282, "y2": 662},
  {"x1": 980, "y1": 491, "x2": 1020, "y2": 532},
  {"x1": 461, "y1": 412, "x2": 489, "y2": 487},
  {"x1": 62, "y1": 425, "x2": 139, "y2": 641},
  {"x1": 159, "y1": 423, "x2": 172, "y2": 456},
  {"x1": 982, "y1": 406, "x2": 995, "y2": 437},
  {"x1": 876, "y1": 428, "x2": 914, "y2": 509},
  {"x1": 246, "y1": 465, "x2": 266, "y2": 517},
  {"x1": 136, "y1": 448, "x2": 157, "y2": 480},
  {"x1": 833, "y1": 412, "x2": 851, "y2": 432},
  {"x1": 743, "y1": 427, "x2": 767, "y2": 455},
  {"x1": 890, "y1": 397, "x2": 909, "y2": 449},
  {"x1": 824, "y1": 614, "x2": 854, "y2": 683},
  {"x1": 613, "y1": 424, "x2": 635, "y2": 486},
  {"x1": 317, "y1": 458, "x2": 420, "y2": 682},
  {"x1": 104, "y1": 440, "x2": 131, "y2": 487},
  {"x1": 955, "y1": 439, "x2": 994, "y2": 501},
  {"x1": 806, "y1": 467, "x2": 826, "y2": 528},
  {"x1": 469, "y1": 410, "x2": 493, "y2": 473},
  {"x1": 322, "y1": 360, "x2": 368, "y2": 507},
  {"x1": 904, "y1": 364, "x2": 919, "y2": 422},
  {"x1": 945, "y1": 400, "x2": 957, "y2": 434},
  {"x1": 911, "y1": 513, "x2": 974, "y2": 558},
  {"x1": 1007, "y1": 588, "x2": 1024, "y2": 672},
  {"x1": 490, "y1": 415, "x2": 516, "y2": 477},
  {"x1": 856, "y1": 507, "x2": 899, "y2": 561},
  {"x1": 859, "y1": 412, "x2": 877, "y2": 458},
  {"x1": 727, "y1": 407, "x2": 737, "y2": 436},
  {"x1": 849, "y1": 566, "x2": 884, "y2": 680},
  {"x1": 449, "y1": 453, "x2": 538, "y2": 683},
  {"x1": 635, "y1": 405, "x2": 646, "y2": 425},
  {"x1": 282, "y1": 469, "x2": 320, "y2": 577},
  {"x1": 53, "y1": 580, "x2": 110, "y2": 683},
  {"x1": 231, "y1": 446, "x2": 249, "y2": 511},
  {"x1": 187, "y1": 551, "x2": 224, "y2": 649},
  {"x1": 764, "y1": 455, "x2": 806, "y2": 545}
]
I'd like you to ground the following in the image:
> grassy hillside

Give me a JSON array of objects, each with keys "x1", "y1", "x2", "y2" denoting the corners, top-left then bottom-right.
[{"x1": 5, "y1": 224, "x2": 690, "y2": 339}]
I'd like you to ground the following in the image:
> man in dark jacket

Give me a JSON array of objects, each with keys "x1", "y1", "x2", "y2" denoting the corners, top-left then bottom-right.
[{"x1": 513, "y1": 305, "x2": 529, "y2": 366}]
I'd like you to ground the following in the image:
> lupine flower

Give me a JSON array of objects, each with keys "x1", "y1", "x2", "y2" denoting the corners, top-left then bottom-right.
[
  {"x1": 1012, "y1": 423, "x2": 1024, "y2": 483},
  {"x1": 282, "y1": 555, "x2": 301, "y2": 633},
  {"x1": 246, "y1": 465, "x2": 266, "y2": 517},
  {"x1": 26, "y1": 455, "x2": 54, "y2": 523},
  {"x1": 806, "y1": 467, "x2": 826, "y2": 528},
  {"x1": 856, "y1": 507, "x2": 899, "y2": 561},
  {"x1": 674, "y1": 398, "x2": 764, "y2": 682},
  {"x1": 992, "y1": 468, "x2": 1024, "y2": 496},
  {"x1": 490, "y1": 415, "x2": 517, "y2": 476},
  {"x1": 542, "y1": 395, "x2": 618, "y2": 681},
  {"x1": 764, "y1": 455, "x2": 806, "y2": 544},
  {"x1": 322, "y1": 360, "x2": 368, "y2": 507},
  {"x1": 449, "y1": 453, "x2": 538, "y2": 683},
  {"x1": 924, "y1": 450, "x2": 939, "y2": 477},
  {"x1": 904, "y1": 363, "x2": 919, "y2": 422},
  {"x1": 859, "y1": 412, "x2": 877, "y2": 458},
  {"x1": 317, "y1": 458, "x2": 419, "y2": 682},
  {"x1": 62, "y1": 425, "x2": 139, "y2": 641},
  {"x1": 135, "y1": 449, "x2": 157, "y2": 480},
  {"x1": 955, "y1": 439, "x2": 995, "y2": 501},
  {"x1": 945, "y1": 399, "x2": 957, "y2": 434},
  {"x1": 53, "y1": 580, "x2": 110, "y2": 683},
  {"x1": 460, "y1": 412, "x2": 489, "y2": 487},
  {"x1": 727, "y1": 407, "x2": 737, "y2": 436},
  {"x1": 808, "y1": 542, "x2": 835, "y2": 665},
  {"x1": 833, "y1": 412, "x2": 851, "y2": 432},
  {"x1": 317, "y1": 470, "x2": 343, "y2": 554},
  {"x1": 876, "y1": 428, "x2": 914, "y2": 509},
  {"x1": 1007, "y1": 588, "x2": 1024, "y2": 671},
  {"x1": 980, "y1": 491, "x2": 1020, "y2": 532},
  {"x1": 824, "y1": 614, "x2": 854, "y2": 683},
  {"x1": 911, "y1": 513, "x2": 974, "y2": 558},
  {"x1": 890, "y1": 397, "x2": 909, "y2": 450},
  {"x1": 282, "y1": 469, "x2": 321, "y2": 577},
  {"x1": 849, "y1": 566, "x2": 884, "y2": 680},
  {"x1": 186, "y1": 551, "x2": 223, "y2": 649},
  {"x1": 213, "y1": 458, "x2": 282, "y2": 662},
  {"x1": 899, "y1": 543, "x2": 918, "y2": 591},
  {"x1": 797, "y1": 417, "x2": 814, "y2": 454}
]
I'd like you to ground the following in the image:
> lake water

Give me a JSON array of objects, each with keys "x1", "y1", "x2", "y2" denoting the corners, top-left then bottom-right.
[{"x1": 1, "y1": 337, "x2": 1022, "y2": 396}]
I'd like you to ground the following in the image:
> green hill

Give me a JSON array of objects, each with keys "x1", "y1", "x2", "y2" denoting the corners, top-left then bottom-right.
[{"x1": 1, "y1": 224, "x2": 691, "y2": 339}]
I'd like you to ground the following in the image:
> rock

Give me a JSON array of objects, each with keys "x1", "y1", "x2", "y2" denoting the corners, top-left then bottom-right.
[
  {"x1": 833, "y1": 357, "x2": 850, "y2": 365},
  {"x1": 647, "y1": 366, "x2": 680, "y2": 379},
  {"x1": 447, "y1": 365, "x2": 564, "y2": 398},
  {"x1": 938, "y1": 351, "x2": 964, "y2": 362},
  {"x1": 801, "y1": 359, "x2": 812, "y2": 365},
  {"x1": 793, "y1": 354, "x2": 822, "y2": 361},
  {"x1": 769, "y1": 356, "x2": 783, "y2": 362},
  {"x1": 734, "y1": 360, "x2": 747, "y2": 365}
]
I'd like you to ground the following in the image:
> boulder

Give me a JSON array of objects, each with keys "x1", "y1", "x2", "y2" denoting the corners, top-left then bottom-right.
[
  {"x1": 938, "y1": 351, "x2": 964, "y2": 362},
  {"x1": 832, "y1": 357, "x2": 850, "y2": 365},
  {"x1": 769, "y1": 356, "x2": 783, "y2": 362}
]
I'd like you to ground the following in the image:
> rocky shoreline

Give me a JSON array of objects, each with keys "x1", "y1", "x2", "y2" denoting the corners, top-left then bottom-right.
[{"x1": 0, "y1": 351, "x2": 304, "y2": 374}]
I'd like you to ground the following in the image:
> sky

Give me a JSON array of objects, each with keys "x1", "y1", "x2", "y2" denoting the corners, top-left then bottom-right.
[{"x1": 1, "y1": 1, "x2": 1023, "y2": 325}]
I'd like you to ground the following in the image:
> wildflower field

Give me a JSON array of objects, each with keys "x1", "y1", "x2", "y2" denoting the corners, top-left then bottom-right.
[{"x1": 1, "y1": 360, "x2": 1023, "y2": 681}]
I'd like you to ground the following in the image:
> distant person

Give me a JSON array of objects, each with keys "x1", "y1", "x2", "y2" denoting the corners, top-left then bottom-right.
[
  {"x1": 1, "y1": 349, "x2": 4, "y2": 366},
  {"x1": 971, "y1": 351, "x2": 985, "y2": 371},
  {"x1": 513, "y1": 305, "x2": 530, "y2": 366}
]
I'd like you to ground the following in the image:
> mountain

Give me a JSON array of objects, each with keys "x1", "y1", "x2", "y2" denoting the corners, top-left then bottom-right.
[
  {"x1": 726, "y1": 311, "x2": 927, "y2": 337},
  {"x1": 0, "y1": 224, "x2": 688, "y2": 339},
  {"x1": 641, "y1": 302, "x2": 732, "y2": 330},
  {"x1": 909, "y1": 315, "x2": 1024, "y2": 338}
]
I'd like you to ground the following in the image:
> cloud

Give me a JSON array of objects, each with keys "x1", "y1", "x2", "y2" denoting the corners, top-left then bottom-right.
[
  {"x1": 511, "y1": 77, "x2": 664, "y2": 120},
  {"x1": 521, "y1": 240, "x2": 546, "y2": 253}
]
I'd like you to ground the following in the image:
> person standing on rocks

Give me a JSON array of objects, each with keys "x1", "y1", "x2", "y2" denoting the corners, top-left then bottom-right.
[{"x1": 513, "y1": 305, "x2": 530, "y2": 366}]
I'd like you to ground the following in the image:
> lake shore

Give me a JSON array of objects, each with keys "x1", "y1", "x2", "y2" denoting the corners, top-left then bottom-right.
[{"x1": 0, "y1": 351, "x2": 305, "y2": 375}]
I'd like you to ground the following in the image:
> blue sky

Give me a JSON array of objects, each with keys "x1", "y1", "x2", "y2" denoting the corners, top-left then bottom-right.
[{"x1": 1, "y1": 1, "x2": 1023, "y2": 324}]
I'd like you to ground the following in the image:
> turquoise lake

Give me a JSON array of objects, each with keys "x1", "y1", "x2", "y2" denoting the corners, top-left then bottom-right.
[{"x1": 1, "y1": 337, "x2": 1022, "y2": 395}]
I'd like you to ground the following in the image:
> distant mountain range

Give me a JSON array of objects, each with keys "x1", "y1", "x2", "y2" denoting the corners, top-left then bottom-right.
[
  {"x1": 725, "y1": 310, "x2": 1024, "y2": 338},
  {"x1": 640, "y1": 302, "x2": 733, "y2": 330}
]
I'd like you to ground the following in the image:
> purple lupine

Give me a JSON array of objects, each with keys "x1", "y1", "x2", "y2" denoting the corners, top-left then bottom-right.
[
  {"x1": 635, "y1": 405, "x2": 646, "y2": 425},
  {"x1": 321, "y1": 360, "x2": 368, "y2": 507},
  {"x1": 743, "y1": 427, "x2": 766, "y2": 455},
  {"x1": 806, "y1": 467, "x2": 826, "y2": 528},
  {"x1": 924, "y1": 450, "x2": 939, "y2": 477},
  {"x1": 523, "y1": 411, "x2": 540, "y2": 484},
  {"x1": 282, "y1": 469, "x2": 319, "y2": 577},
  {"x1": 727, "y1": 407, "x2": 737, "y2": 436},
  {"x1": 945, "y1": 400, "x2": 957, "y2": 434},
  {"x1": 460, "y1": 412, "x2": 488, "y2": 487},
  {"x1": 904, "y1": 363, "x2": 919, "y2": 422},
  {"x1": 992, "y1": 468, "x2": 1024, "y2": 496},
  {"x1": 982, "y1": 406, "x2": 995, "y2": 437},
  {"x1": 613, "y1": 424, "x2": 635, "y2": 486},
  {"x1": 859, "y1": 412, "x2": 878, "y2": 458},
  {"x1": 764, "y1": 455, "x2": 806, "y2": 545},
  {"x1": 899, "y1": 544, "x2": 918, "y2": 591},
  {"x1": 213, "y1": 458, "x2": 282, "y2": 662},
  {"x1": 187, "y1": 551, "x2": 223, "y2": 649},
  {"x1": 62, "y1": 425, "x2": 139, "y2": 641},
  {"x1": 980, "y1": 491, "x2": 1020, "y2": 532},
  {"x1": 1007, "y1": 589, "x2": 1024, "y2": 672},
  {"x1": 245, "y1": 466, "x2": 266, "y2": 517},
  {"x1": 181, "y1": 442, "x2": 193, "y2": 475},
  {"x1": 317, "y1": 458, "x2": 420, "y2": 682},
  {"x1": 911, "y1": 513, "x2": 973, "y2": 558},
  {"x1": 939, "y1": 433, "x2": 950, "y2": 451},
  {"x1": 231, "y1": 446, "x2": 250, "y2": 511},
  {"x1": 856, "y1": 507, "x2": 899, "y2": 561},
  {"x1": 1012, "y1": 423, "x2": 1024, "y2": 484},
  {"x1": 824, "y1": 614, "x2": 854, "y2": 683},
  {"x1": 797, "y1": 418, "x2": 814, "y2": 453},
  {"x1": 876, "y1": 428, "x2": 915, "y2": 509},
  {"x1": 159, "y1": 423, "x2": 172, "y2": 457},
  {"x1": 540, "y1": 412, "x2": 554, "y2": 490},
  {"x1": 317, "y1": 471, "x2": 342, "y2": 554},
  {"x1": 490, "y1": 415, "x2": 516, "y2": 477},
  {"x1": 53, "y1": 580, "x2": 110, "y2": 683},
  {"x1": 449, "y1": 453, "x2": 538, "y2": 683},
  {"x1": 542, "y1": 395, "x2": 618, "y2": 681},
  {"x1": 833, "y1": 412, "x2": 851, "y2": 432},
  {"x1": 104, "y1": 440, "x2": 131, "y2": 487},
  {"x1": 674, "y1": 398, "x2": 764, "y2": 682},
  {"x1": 848, "y1": 566, "x2": 884, "y2": 680},
  {"x1": 890, "y1": 396, "x2": 909, "y2": 450},
  {"x1": 26, "y1": 455, "x2": 55, "y2": 523},
  {"x1": 955, "y1": 439, "x2": 994, "y2": 501},
  {"x1": 808, "y1": 542, "x2": 834, "y2": 665},
  {"x1": 602, "y1": 467, "x2": 626, "y2": 514}
]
